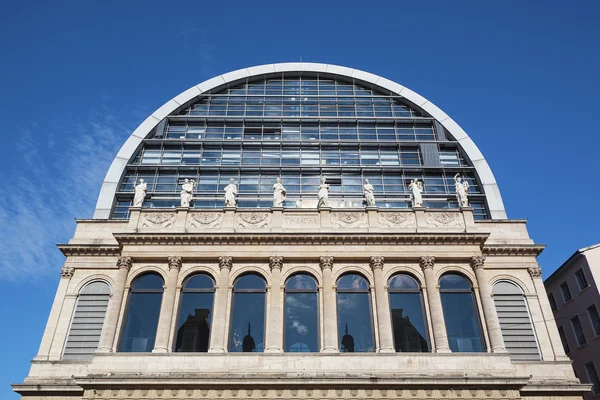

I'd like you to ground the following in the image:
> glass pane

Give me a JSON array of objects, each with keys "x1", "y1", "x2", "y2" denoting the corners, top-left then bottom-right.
[
  {"x1": 184, "y1": 274, "x2": 214, "y2": 290},
  {"x1": 439, "y1": 274, "x2": 471, "y2": 290},
  {"x1": 388, "y1": 274, "x2": 419, "y2": 290},
  {"x1": 229, "y1": 292, "x2": 265, "y2": 352},
  {"x1": 119, "y1": 292, "x2": 162, "y2": 352},
  {"x1": 441, "y1": 292, "x2": 485, "y2": 352},
  {"x1": 389, "y1": 292, "x2": 429, "y2": 352},
  {"x1": 132, "y1": 273, "x2": 164, "y2": 291},
  {"x1": 285, "y1": 292, "x2": 319, "y2": 352},
  {"x1": 235, "y1": 274, "x2": 266, "y2": 290},
  {"x1": 175, "y1": 292, "x2": 214, "y2": 352},
  {"x1": 337, "y1": 292, "x2": 374, "y2": 352},
  {"x1": 286, "y1": 274, "x2": 317, "y2": 291},
  {"x1": 337, "y1": 274, "x2": 369, "y2": 291}
]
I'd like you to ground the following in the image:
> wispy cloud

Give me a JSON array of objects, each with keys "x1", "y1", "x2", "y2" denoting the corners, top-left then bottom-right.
[{"x1": 0, "y1": 108, "x2": 133, "y2": 281}]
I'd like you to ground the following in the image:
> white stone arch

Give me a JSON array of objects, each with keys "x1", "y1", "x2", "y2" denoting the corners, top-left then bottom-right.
[
  {"x1": 178, "y1": 266, "x2": 219, "y2": 288},
  {"x1": 281, "y1": 265, "x2": 323, "y2": 287},
  {"x1": 93, "y1": 62, "x2": 507, "y2": 220},
  {"x1": 384, "y1": 265, "x2": 424, "y2": 286},
  {"x1": 229, "y1": 266, "x2": 271, "y2": 287},
  {"x1": 333, "y1": 266, "x2": 374, "y2": 287},
  {"x1": 72, "y1": 274, "x2": 115, "y2": 295},
  {"x1": 126, "y1": 266, "x2": 167, "y2": 287}
]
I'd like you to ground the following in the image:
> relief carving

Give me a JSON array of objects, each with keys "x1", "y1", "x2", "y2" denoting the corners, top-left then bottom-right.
[
  {"x1": 470, "y1": 255, "x2": 486, "y2": 271},
  {"x1": 320, "y1": 256, "x2": 334, "y2": 270},
  {"x1": 237, "y1": 212, "x2": 271, "y2": 228},
  {"x1": 117, "y1": 256, "x2": 133, "y2": 270},
  {"x1": 425, "y1": 212, "x2": 464, "y2": 228},
  {"x1": 419, "y1": 256, "x2": 435, "y2": 271},
  {"x1": 60, "y1": 266, "x2": 75, "y2": 279},
  {"x1": 378, "y1": 212, "x2": 417, "y2": 228},
  {"x1": 189, "y1": 212, "x2": 224, "y2": 228},
  {"x1": 283, "y1": 214, "x2": 320, "y2": 227},
  {"x1": 528, "y1": 266, "x2": 542, "y2": 278},
  {"x1": 140, "y1": 212, "x2": 175, "y2": 228},
  {"x1": 331, "y1": 212, "x2": 368, "y2": 228}
]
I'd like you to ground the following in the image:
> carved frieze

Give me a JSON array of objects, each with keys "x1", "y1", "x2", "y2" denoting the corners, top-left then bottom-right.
[
  {"x1": 425, "y1": 212, "x2": 464, "y2": 228},
  {"x1": 188, "y1": 212, "x2": 224, "y2": 229},
  {"x1": 237, "y1": 212, "x2": 271, "y2": 228},
  {"x1": 378, "y1": 212, "x2": 417, "y2": 228},
  {"x1": 139, "y1": 212, "x2": 175, "y2": 228},
  {"x1": 331, "y1": 212, "x2": 368, "y2": 228}
]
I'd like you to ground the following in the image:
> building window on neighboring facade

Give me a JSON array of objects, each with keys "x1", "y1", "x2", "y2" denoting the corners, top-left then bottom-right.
[
  {"x1": 588, "y1": 304, "x2": 600, "y2": 337},
  {"x1": 548, "y1": 293, "x2": 557, "y2": 311},
  {"x1": 284, "y1": 274, "x2": 319, "y2": 352},
  {"x1": 336, "y1": 273, "x2": 375, "y2": 352},
  {"x1": 229, "y1": 273, "x2": 267, "y2": 352},
  {"x1": 119, "y1": 273, "x2": 164, "y2": 352},
  {"x1": 63, "y1": 281, "x2": 111, "y2": 360},
  {"x1": 585, "y1": 362, "x2": 600, "y2": 395},
  {"x1": 387, "y1": 273, "x2": 429, "y2": 352},
  {"x1": 560, "y1": 281, "x2": 572, "y2": 302},
  {"x1": 439, "y1": 273, "x2": 486, "y2": 352},
  {"x1": 492, "y1": 281, "x2": 540, "y2": 360},
  {"x1": 175, "y1": 274, "x2": 215, "y2": 352},
  {"x1": 558, "y1": 326, "x2": 571, "y2": 353},
  {"x1": 570, "y1": 316, "x2": 587, "y2": 347},
  {"x1": 574, "y1": 268, "x2": 589, "y2": 291}
]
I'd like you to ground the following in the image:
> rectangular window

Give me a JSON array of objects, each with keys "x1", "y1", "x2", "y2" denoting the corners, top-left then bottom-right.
[
  {"x1": 586, "y1": 362, "x2": 600, "y2": 395},
  {"x1": 575, "y1": 268, "x2": 589, "y2": 291},
  {"x1": 558, "y1": 326, "x2": 570, "y2": 353},
  {"x1": 588, "y1": 304, "x2": 600, "y2": 336},
  {"x1": 548, "y1": 293, "x2": 557, "y2": 311},
  {"x1": 571, "y1": 316, "x2": 587, "y2": 346},
  {"x1": 560, "y1": 281, "x2": 572, "y2": 302}
]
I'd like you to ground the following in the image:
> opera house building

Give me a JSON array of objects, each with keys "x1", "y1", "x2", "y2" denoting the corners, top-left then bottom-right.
[{"x1": 13, "y1": 63, "x2": 589, "y2": 400}]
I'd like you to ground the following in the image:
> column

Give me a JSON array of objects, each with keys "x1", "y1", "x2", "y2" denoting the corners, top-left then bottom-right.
[
  {"x1": 209, "y1": 256, "x2": 232, "y2": 353},
  {"x1": 320, "y1": 256, "x2": 338, "y2": 353},
  {"x1": 420, "y1": 256, "x2": 451, "y2": 353},
  {"x1": 265, "y1": 256, "x2": 284, "y2": 352},
  {"x1": 153, "y1": 256, "x2": 182, "y2": 353},
  {"x1": 370, "y1": 256, "x2": 395, "y2": 353},
  {"x1": 470, "y1": 256, "x2": 506, "y2": 353},
  {"x1": 97, "y1": 256, "x2": 132, "y2": 353}
]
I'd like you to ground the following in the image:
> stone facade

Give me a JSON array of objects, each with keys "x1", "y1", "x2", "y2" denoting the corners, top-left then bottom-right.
[{"x1": 13, "y1": 207, "x2": 590, "y2": 399}]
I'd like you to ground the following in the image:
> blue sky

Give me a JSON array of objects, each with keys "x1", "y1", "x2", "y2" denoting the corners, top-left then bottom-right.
[{"x1": 1, "y1": 1, "x2": 599, "y2": 397}]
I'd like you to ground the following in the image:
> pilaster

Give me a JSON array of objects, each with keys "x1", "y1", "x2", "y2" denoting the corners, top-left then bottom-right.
[
  {"x1": 420, "y1": 256, "x2": 451, "y2": 353},
  {"x1": 265, "y1": 256, "x2": 284, "y2": 352},
  {"x1": 370, "y1": 256, "x2": 395, "y2": 353},
  {"x1": 153, "y1": 256, "x2": 182, "y2": 353},
  {"x1": 320, "y1": 256, "x2": 338, "y2": 353},
  {"x1": 209, "y1": 256, "x2": 232, "y2": 353}
]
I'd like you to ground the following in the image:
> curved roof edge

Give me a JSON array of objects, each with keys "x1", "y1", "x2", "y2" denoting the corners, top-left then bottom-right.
[{"x1": 93, "y1": 62, "x2": 507, "y2": 219}]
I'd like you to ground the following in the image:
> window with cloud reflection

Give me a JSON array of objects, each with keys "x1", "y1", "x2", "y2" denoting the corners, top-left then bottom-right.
[{"x1": 336, "y1": 273, "x2": 374, "y2": 352}]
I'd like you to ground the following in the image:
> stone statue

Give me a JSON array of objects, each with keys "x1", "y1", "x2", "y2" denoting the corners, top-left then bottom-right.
[
  {"x1": 224, "y1": 178, "x2": 238, "y2": 207},
  {"x1": 133, "y1": 178, "x2": 147, "y2": 207},
  {"x1": 272, "y1": 177, "x2": 286, "y2": 207},
  {"x1": 180, "y1": 178, "x2": 197, "y2": 207},
  {"x1": 317, "y1": 176, "x2": 330, "y2": 208},
  {"x1": 454, "y1": 173, "x2": 469, "y2": 207},
  {"x1": 408, "y1": 179, "x2": 424, "y2": 208},
  {"x1": 363, "y1": 179, "x2": 376, "y2": 207}
]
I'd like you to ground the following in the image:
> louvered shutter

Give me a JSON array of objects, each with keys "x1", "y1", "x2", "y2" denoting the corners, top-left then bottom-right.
[
  {"x1": 63, "y1": 281, "x2": 110, "y2": 360},
  {"x1": 493, "y1": 281, "x2": 540, "y2": 361}
]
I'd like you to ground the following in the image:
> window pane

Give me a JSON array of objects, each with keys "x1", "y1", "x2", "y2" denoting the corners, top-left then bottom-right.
[
  {"x1": 229, "y1": 292, "x2": 265, "y2": 352},
  {"x1": 175, "y1": 292, "x2": 214, "y2": 352},
  {"x1": 119, "y1": 291, "x2": 163, "y2": 352},
  {"x1": 337, "y1": 274, "x2": 369, "y2": 291},
  {"x1": 571, "y1": 316, "x2": 586, "y2": 346},
  {"x1": 588, "y1": 305, "x2": 600, "y2": 336},
  {"x1": 389, "y1": 292, "x2": 429, "y2": 352},
  {"x1": 285, "y1": 292, "x2": 319, "y2": 352},
  {"x1": 337, "y1": 292, "x2": 374, "y2": 352}
]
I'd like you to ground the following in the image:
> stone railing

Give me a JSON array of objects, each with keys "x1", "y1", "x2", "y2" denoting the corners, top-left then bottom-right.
[{"x1": 127, "y1": 206, "x2": 478, "y2": 234}]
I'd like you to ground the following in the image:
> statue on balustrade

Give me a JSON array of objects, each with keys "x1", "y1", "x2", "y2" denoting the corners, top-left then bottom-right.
[
  {"x1": 317, "y1": 176, "x2": 330, "y2": 208},
  {"x1": 272, "y1": 177, "x2": 286, "y2": 207},
  {"x1": 408, "y1": 179, "x2": 424, "y2": 208},
  {"x1": 363, "y1": 179, "x2": 376, "y2": 207},
  {"x1": 454, "y1": 173, "x2": 470, "y2": 207},
  {"x1": 224, "y1": 178, "x2": 238, "y2": 207},
  {"x1": 133, "y1": 178, "x2": 147, "y2": 207},
  {"x1": 180, "y1": 179, "x2": 197, "y2": 207}
]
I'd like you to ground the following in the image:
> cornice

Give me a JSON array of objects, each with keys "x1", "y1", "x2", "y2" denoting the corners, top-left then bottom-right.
[
  {"x1": 57, "y1": 244, "x2": 121, "y2": 257},
  {"x1": 482, "y1": 244, "x2": 545, "y2": 257}
]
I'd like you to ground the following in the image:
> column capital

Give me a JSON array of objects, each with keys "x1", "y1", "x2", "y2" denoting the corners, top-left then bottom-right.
[
  {"x1": 269, "y1": 256, "x2": 283, "y2": 271},
  {"x1": 370, "y1": 256, "x2": 385, "y2": 270},
  {"x1": 470, "y1": 256, "x2": 486, "y2": 271},
  {"x1": 419, "y1": 256, "x2": 435, "y2": 271},
  {"x1": 167, "y1": 256, "x2": 182, "y2": 271},
  {"x1": 60, "y1": 266, "x2": 75, "y2": 279},
  {"x1": 116, "y1": 256, "x2": 133, "y2": 270},
  {"x1": 218, "y1": 256, "x2": 233, "y2": 271},
  {"x1": 528, "y1": 266, "x2": 542, "y2": 278},
  {"x1": 319, "y1": 256, "x2": 334, "y2": 270}
]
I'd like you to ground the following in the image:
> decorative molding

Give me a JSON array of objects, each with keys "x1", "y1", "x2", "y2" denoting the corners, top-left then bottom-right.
[
  {"x1": 188, "y1": 212, "x2": 224, "y2": 229},
  {"x1": 482, "y1": 244, "x2": 546, "y2": 257},
  {"x1": 116, "y1": 256, "x2": 133, "y2": 270},
  {"x1": 236, "y1": 212, "x2": 271, "y2": 228},
  {"x1": 528, "y1": 266, "x2": 542, "y2": 278},
  {"x1": 419, "y1": 256, "x2": 435, "y2": 271},
  {"x1": 57, "y1": 244, "x2": 121, "y2": 257},
  {"x1": 370, "y1": 256, "x2": 385, "y2": 270},
  {"x1": 331, "y1": 212, "x2": 368, "y2": 228},
  {"x1": 378, "y1": 212, "x2": 417, "y2": 228},
  {"x1": 139, "y1": 212, "x2": 175, "y2": 228},
  {"x1": 269, "y1": 256, "x2": 283, "y2": 271},
  {"x1": 470, "y1": 256, "x2": 486, "y2": 271},
  {"x1": 219, "y1": 256, "x2": 233, "y2": 271},
  {"x1": 167, "y1": 256, "x2": 182, "y2": 271},
  {"x1": 60, "y1": 266, "x2": 75, "y2": 279},
  {"x1": 425, "y1": 212, "x2": 465, "y2": 228},
  {"x1": 320, "y1": 256, "x2": 334, "y2": 270}
]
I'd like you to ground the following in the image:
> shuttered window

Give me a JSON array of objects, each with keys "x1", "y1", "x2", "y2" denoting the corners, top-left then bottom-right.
[
  {"x1": 63, "y1": 281, "x2": 111, "y2": 360},
  {"x1": 492, "y1": 281, "x2": 540, "y2": 361}
]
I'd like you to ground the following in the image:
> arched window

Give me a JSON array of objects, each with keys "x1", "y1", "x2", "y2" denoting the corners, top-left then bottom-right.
[
  {"x1": 63, "y1": 281, "x2": 111, "y2": 360},
  {"x1": 229, "y1": 273, "x2": 266, "y2": 352},
  {"x1": 175, "y1": 274, "x2": 215, "y2": 352},
  {"x1": 439, "y1": 273, "x2": 485, "y2": 352},
  {"x1": 119, "y1": 273, "x2": 164, "y2": 352},
  {"x1": 388, "y1": 274, "x2": 429, "y2": 352},
  {"x1": 493, "y1": 281, "x2": 540, "y2": 360},
  {"x1": 284, "y1": 274, "x2": 319, "y2": 352},
  {"x1": 336, "y1": 273, "x2": 374, "y2": 352}
]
